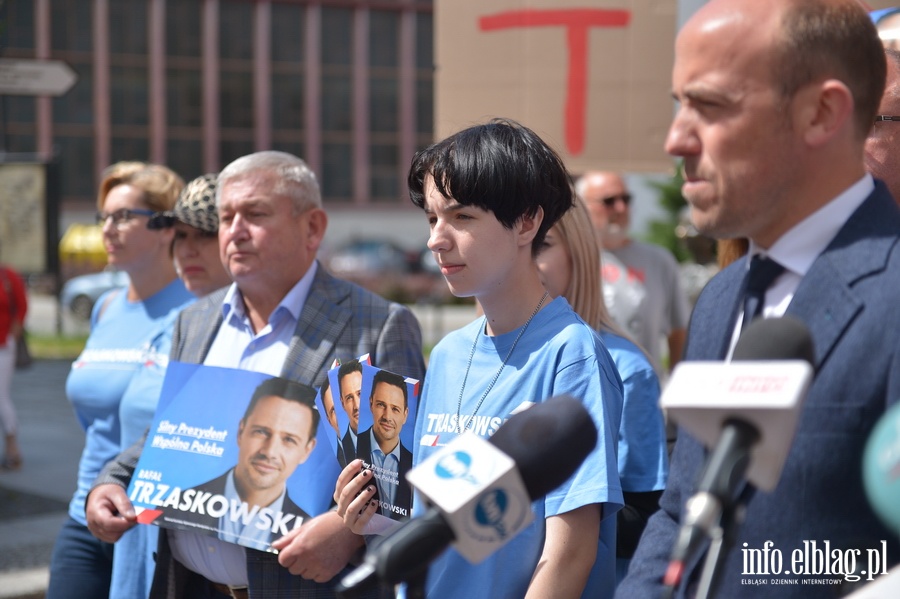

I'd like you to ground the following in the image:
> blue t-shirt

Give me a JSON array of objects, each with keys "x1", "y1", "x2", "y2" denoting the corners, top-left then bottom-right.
[
  {"x1": 410, "y1": 297, "x2": 624, "y2": 599},
  {"x1": 65, "y1": 278, "x2": 194, "y2": 526},
  {"x1": 118, "y1": 325, "x2": 179, "y2": 448},
  {"x1": 600, "y1": 332, "x2": 668, "y2": 493},
  {"x1": 111, "y1": 310, "x2": 193, "y2": 599},
  {"x1": 600, "y1": 332, "x2": 668, "y2": 585}
]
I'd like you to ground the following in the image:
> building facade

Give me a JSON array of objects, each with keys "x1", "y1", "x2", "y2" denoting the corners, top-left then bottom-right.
[{"x1": 0, "y1": 0, "x2": 433, "y2": 212}]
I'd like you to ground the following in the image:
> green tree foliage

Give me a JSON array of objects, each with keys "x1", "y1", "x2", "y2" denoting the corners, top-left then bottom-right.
[{"x1": 642, "y1": 165, "x2": 693, "y2": 263}]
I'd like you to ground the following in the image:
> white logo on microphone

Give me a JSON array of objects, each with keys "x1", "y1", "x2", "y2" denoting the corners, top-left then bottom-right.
[
  {"x1": 435, "y1": 451, "x2": 479, "y2": 485},
  {"x1": 475, "y1": 489, "x2": 510, "y2": 538}
]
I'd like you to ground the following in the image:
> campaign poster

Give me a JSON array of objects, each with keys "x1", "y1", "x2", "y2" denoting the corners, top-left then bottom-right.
[
  {"x1": 320, "y1": 354, "x2": 372, "y2": 472},
  {"x1": 127, "y1": 362, "x2": 341, "y2": 553},
  {"x1": 316, "y1": 356, "x2": 419, "y2": 526}
]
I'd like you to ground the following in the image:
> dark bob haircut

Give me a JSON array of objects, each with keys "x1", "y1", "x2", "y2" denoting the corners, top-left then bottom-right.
[{"x1": 408, "y1": 118, "x2": 574, "y2": 255}]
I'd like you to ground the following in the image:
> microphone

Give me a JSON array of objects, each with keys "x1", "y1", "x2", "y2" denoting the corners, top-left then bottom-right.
[
  {"x1": 660, "y1": 316, "x2": 815, "y2": 591},
  {"x1": 841, "y1": 402, "x2": 900, "y2": 598},
  {"x1": 863, "y1": 401, "x2": 900, "y2": 538},
  {"x1": 336, "y1": 394, "x2": 598, "y2": 597}
]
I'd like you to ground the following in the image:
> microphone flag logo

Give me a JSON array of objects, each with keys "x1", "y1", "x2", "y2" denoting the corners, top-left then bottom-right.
[
  {"x1": 407, "y1": 432, "x2": 534, "y2": 562},
  {"x1": 474, "y1": 489, "x2": 513, "y2": 539},
  {"x1": 435, "y1": 451, "x2": 479, "y2": 485}
]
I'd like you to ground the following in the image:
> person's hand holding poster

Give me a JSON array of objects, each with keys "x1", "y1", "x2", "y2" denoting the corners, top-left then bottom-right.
[
  {"x1": 316, "y1": 356, "x2": 420, "y2": 532},
  {"x1": 126, "y1": 362, "x2": 341, "y2": 553},
  {"x1": 355, "y1": 362, "x2": 419, "y2": 521}
]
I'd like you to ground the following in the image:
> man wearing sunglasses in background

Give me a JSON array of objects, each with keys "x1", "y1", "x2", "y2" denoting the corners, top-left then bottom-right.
[{"x1": 577, "y1": 171, "x2": 691, "y2": 378}]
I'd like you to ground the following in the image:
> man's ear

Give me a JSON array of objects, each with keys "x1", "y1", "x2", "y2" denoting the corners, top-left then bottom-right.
[
  {"x1": 794, "y1": 79, "x2": 855, "y2": 148},
  {"x1": 305, "y1": 208, "x2": 328, "y2": 252},
  {"x1": 517, "y1": 206, "x2": 544, "y2": 248}
]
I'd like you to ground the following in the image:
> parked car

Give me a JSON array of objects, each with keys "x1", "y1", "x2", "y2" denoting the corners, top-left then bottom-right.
[
  {"x1": 60, "y1": 269, "x2": 129, "y2": 320},
  {"x1": 324, "y1": 239, "x2": 449, "y2": 303},
  {"x1": 328, "y1": 239, "x2": 419, "y2": 277}
]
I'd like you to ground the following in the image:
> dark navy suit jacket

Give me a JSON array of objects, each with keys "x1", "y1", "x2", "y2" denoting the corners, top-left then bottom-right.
[
  {"x1": 618, "y1": 183, "x2": 900, "y2": 598},
  {"x1": 341, "y1": 428, "x2": 356, "y2": 471}
]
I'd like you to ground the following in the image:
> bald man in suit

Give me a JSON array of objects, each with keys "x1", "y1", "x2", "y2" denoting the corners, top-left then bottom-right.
[{"x1": 619, "y1": 2, "x2": 900, "y2": 597}]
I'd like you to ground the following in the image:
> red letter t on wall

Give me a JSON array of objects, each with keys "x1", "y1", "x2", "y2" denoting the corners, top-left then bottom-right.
[{"x1": 479, "y1": 8, "x2": 630, "y2": 155}]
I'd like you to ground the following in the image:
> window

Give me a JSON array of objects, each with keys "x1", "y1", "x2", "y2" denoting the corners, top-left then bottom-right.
[
  {"x1": 4, "y1": 133, "x2": 36, "y2": 155},
  {"x1": 109, "y1": 0, "x2": 148, "y2": 55},
  {"x1": 32, "y1": 0, "x2": 434, "y2": 210},
  {"x1": 220, "y1": 0, "x2": 253, "y2": 60},
  {"x1": 111, "y1": 137, "x2": 150, "y2": 163},
  {"x1": 52, "y1": 1, "x2": 92, "y2": 52},
  {"x1": 220, "y1": 71, "x2": 253, "y2": 129},
  {"x1": 167, "y1": 68, "x2": 203, "y2": 129},
  {"x1": 323, "y1": 142, "x2": 353, "y2": 200},
  {"x1": 53, "y1": 62, "x2": 93, "y2": 125},
  {"x1": 322, "y1": 8, "x2": 353, "y2": 67},
  {"x1": 273, "y1": 74, "x2": 305, "y2": 131},
  {"x1": 167, "y1": 139, "x2": 204, "y2": 182},
  {"x1": 6, "y1": 97, "x2": 36, "y2": 126},
  {"x1": 272, "y1": 4, "x2": 305, "y2": 63},
  {"x1": 167, "y1": 0, "x2": 202, "y2": 58},
  {"x1": 369, "y1": 11, "x2": 399, "y2": 68},
  {"x1": 56, "y1": 136, "x2": 95, "y2": 198},
  {"x1": 416, "y1": 12, "x2": 434, "y2": 137},
  {"x1": 166, "y1": 0, "x2": 203, "y2": 181},
  {"x1": 3, "y1": 0, "x2": 35, "y2": 50},
  {"x1": 271, "y1": 4, "x2": 306, "y2": 134},
  {"x1": 111, "y1": 66, "x2": 149, "y2": 126},
  {"x1": 370, "y1": 142, "x2": 399, "y2": 202},
  {"x1": 220, "y1": 138, "x2": 255, "y2": 168}
]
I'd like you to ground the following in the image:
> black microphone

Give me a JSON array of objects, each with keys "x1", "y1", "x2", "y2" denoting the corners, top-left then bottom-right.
[
  {"x1": 336, "y1": 394, "x2": 598, "y2": 598},
  {"x1": 661, "y1": 316, "x2": 815, "y2": 592}
]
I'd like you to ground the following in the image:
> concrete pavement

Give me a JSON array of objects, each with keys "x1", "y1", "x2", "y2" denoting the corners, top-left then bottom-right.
[
  {"x1": 0, "y1": 293, "x2": 96, "y2": 598},
  {"x1": 0, "y1": 359, "x2": 81, "y2": 599}
]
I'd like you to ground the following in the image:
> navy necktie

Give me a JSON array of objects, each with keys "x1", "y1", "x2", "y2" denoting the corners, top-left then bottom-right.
[{"x1": 742, "y1": 255, "x2": 785, "y2": 331}]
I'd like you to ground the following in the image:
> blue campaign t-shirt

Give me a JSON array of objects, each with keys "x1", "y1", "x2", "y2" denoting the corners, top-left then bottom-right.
[
  {"x1": 600, "y1": 331, "x2": 668, "y2": 494},
  {"x1": 409, "y1": 297, "x2": 624, "y2": 599},
  {"x1": 111, "y1": 315, "x2": 193, "y2": 599},
  {"x1": 65, "y1": 278, "x2": 194, "y2": 526},
  {"x1": 600, "y1": 331, "x2": 669, "y2": 585}
]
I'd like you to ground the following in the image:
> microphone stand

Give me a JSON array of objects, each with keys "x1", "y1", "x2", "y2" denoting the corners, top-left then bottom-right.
[
  {"x1": 695, "y1": 520, "x2": 724, "y2": 599},
  {"x1": 695, "y1": 489, "x2": 751, "y2": 599},
  {"x1": 660, "y1": 421, "x2": 759, "y2": 598},
  {"x1": 404, "y1": 569, "x2": 428, "y2": 599},
  {"x1": 335, "y1": 556, "x2": 430, "y2": 599}
]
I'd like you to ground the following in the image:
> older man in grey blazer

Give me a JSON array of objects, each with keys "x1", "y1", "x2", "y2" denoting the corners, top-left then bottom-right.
[{"x1": 86, "y1": 151, "x2": 425, "y2": 599}]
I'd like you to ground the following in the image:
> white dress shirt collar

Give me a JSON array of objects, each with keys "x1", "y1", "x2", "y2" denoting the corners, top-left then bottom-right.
[
  {"x1": 727, "y1": 175, "x2": 873, "y2": 357},
  {"x1": 748, "y1": 174, "x2": 873, "y2": 279}
]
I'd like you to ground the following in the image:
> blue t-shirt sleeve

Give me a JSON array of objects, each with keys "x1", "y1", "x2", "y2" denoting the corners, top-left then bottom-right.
[
  {"x1": 618, "y1": 368, "x2": 668, "y2": 492},
  {"x1": 543, "y1": 351, "x2": 624, "y2": 520}
]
